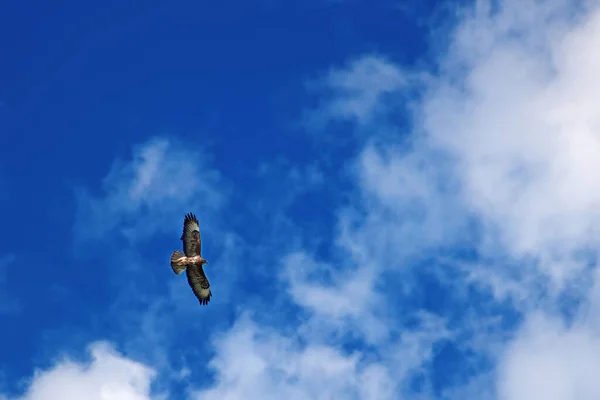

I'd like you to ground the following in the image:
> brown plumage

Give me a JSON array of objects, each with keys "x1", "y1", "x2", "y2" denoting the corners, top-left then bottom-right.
[{"x1": 170, "y1": 213, "x2": 212, "y2": 305}]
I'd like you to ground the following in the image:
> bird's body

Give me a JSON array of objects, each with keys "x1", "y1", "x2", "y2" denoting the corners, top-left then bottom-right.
[
  {"x1": 170, "y1": 213, "x2": 212, "y2": 305},
  {"x1": 171, "y1": 253, "x2": 204, "y2": 267}
]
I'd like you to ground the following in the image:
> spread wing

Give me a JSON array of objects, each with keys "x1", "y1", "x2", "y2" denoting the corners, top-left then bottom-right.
[
  {"x1": 186, "y1": 264, "x2": 212, "y2": 305},
  {"x1": 181, "y1": 213, "x2": 201, "y2": 257}
]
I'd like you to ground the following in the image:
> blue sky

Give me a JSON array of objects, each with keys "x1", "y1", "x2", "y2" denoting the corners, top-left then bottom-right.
[{"x1": 3, "y1": 0, "x2": 600, "y2": 399}]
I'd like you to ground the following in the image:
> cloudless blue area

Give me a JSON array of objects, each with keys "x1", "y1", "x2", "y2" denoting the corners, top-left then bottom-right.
[{"x1": 0, "y1": 0, "x2": 480, "y2": 397}]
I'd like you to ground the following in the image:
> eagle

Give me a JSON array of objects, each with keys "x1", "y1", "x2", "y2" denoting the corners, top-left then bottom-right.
[{"x1": 170, "y1": 213, "x2": 212, "y2": 305}]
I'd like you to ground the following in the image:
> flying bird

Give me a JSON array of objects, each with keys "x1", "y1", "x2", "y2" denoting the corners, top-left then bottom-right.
[{"x1": 170, "y1": 213, "x2": 212, "y2": 305}]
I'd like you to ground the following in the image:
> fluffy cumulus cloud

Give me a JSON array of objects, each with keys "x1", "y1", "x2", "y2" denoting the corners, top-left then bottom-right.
[
  {"x1": 5, "y1": 343, "x2": 157, "y2": 400},
  {"x1": 7, "y1": 0, "x2": 600, "y2": 399}
]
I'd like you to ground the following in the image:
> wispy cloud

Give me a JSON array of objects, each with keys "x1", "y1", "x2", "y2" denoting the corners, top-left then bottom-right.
[
  {"x1": 73, "y1": 137, "x2": 226, "y2": 247},
  {"x1": 305, "y1": 55, "x2": 409, "y2": 129}
]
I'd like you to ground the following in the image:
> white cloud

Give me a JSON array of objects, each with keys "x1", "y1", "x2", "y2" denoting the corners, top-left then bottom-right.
[
  {"x1": 5, "y1": 342, "x2": 158, "y2": 400},
  {"x1": 349, "y1": 143, "x2": 468, "y2": 261},
  {"x1": 282, "y1": 250, "x2": 390, "y2": 344}
]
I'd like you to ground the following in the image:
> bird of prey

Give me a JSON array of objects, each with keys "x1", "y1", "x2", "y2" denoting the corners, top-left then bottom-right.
[{"x1": 170, "y1": 213, "x2": 212, "y2": 305}]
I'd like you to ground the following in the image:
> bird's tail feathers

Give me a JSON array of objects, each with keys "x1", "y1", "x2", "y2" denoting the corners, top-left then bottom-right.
[{"x1": 170, "y1": 250, "x2": 187, "y2": 275}]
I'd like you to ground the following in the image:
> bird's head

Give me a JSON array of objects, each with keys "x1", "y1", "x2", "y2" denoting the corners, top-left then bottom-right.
[{"x1": 201, "y1": 258, "x2": 209, "y2": 265}]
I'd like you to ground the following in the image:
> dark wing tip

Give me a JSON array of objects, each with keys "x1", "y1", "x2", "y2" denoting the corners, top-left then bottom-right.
[
  {"x1": 184, "y1": 212, "x2": 198, "y2": 224},
  {"x1": 199, "y1": 294, "x2": 212, "y2": 305}
]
